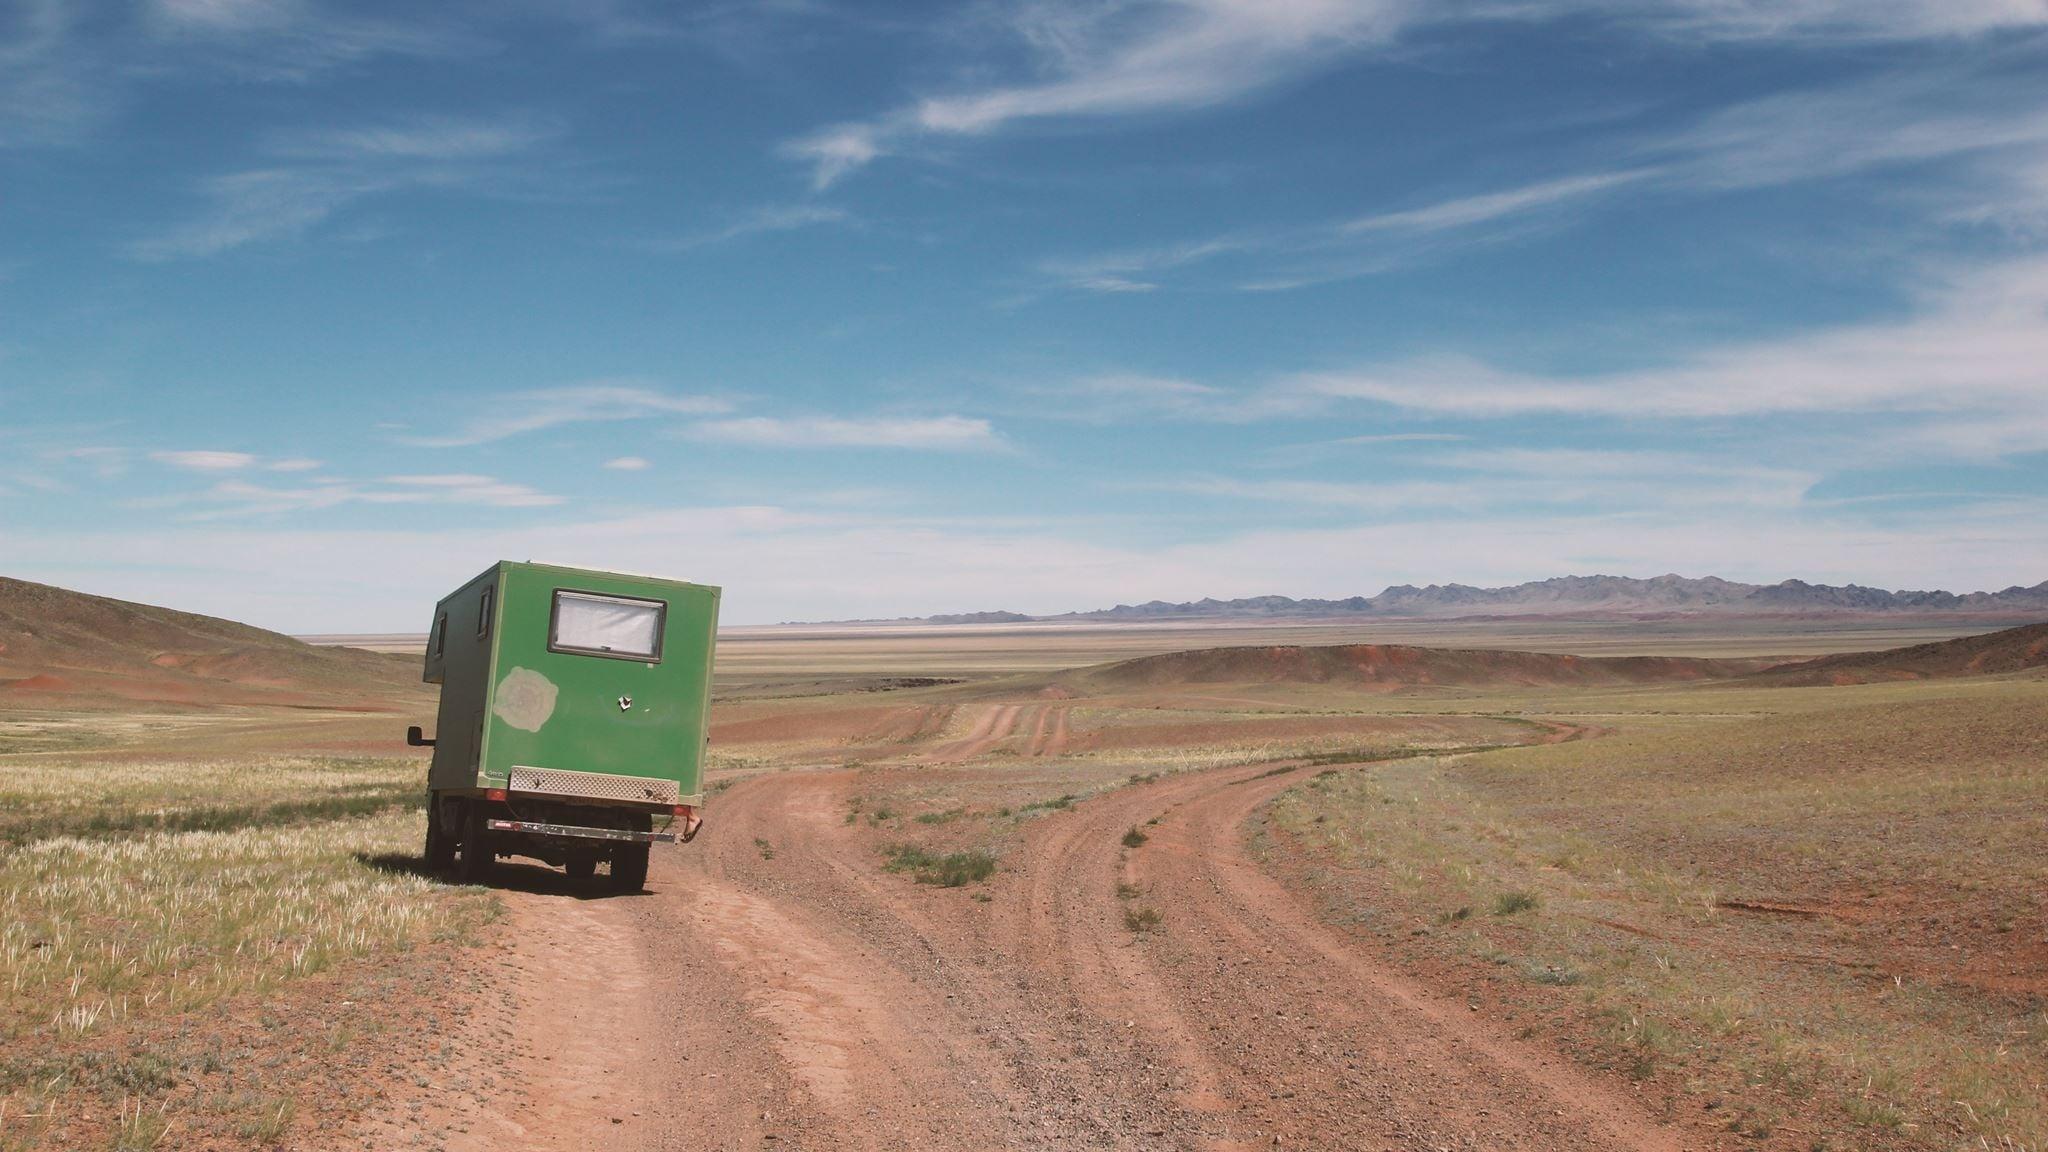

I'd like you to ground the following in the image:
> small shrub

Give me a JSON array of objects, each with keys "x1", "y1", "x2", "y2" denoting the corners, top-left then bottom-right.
[
  {"x1": 1023, "y1": 794, "x2": 1076, "y2": 812},
  {"x1": 883, "y1": 845, "x2": 997, "y2": 887},
  {"x1": 1124, "y1": 906, "x2": 1162, "y2": 933},
  {"x1": 1522, "y1": 961, "x2": 1584, "y2": 986},
  {"x1": 754, "y1": 837, "x2": 775, "y2": 860},
  {"x1": 1115, "y1": 882, "x2": 1143, "y2": 900},
  {"x1": 1492, "y1": 891, "x2": 1539, "y2": 916},
  {"x1": 1121, "y1": 827, "x2": 1148, "y2": 848}
]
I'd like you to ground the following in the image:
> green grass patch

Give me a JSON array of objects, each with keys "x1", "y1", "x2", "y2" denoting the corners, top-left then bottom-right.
[
  {"x1": 1492, "y1": 890, "x2": 1539, "y2": 916},
  {"x1": 882, "y1": 845, "x2": 998, "y2": 887}
]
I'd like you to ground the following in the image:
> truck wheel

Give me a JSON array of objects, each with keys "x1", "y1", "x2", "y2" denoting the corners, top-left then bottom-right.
[
  {"x1": 456, "y1": 799, "x2": 495, "y2": 884},
  {"x1": 610, "y1": 843, "x2": 649, "y2": 893},
  {"x1": 566, "y1": 856, "x2": 596, "y2": 881},
  {"x1": 423, "y1": 791, "x2": 455, "y2": 873}
]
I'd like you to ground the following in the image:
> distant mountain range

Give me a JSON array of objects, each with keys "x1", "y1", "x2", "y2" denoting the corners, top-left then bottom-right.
[{"x1": 808, "y1": 574, "x2": 2048, "y2": 626}]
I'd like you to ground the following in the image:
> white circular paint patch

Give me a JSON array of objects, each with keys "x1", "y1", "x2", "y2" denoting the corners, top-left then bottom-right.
[{"x1": 493, "y1": 666, "x2": 560, "y2": 733}]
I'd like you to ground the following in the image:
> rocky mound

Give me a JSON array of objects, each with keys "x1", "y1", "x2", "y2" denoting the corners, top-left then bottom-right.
[
  {"x1": 1750, "y1": 621, "x2": 2048, "y2": 686},
  {"x1": 0, "y1": 576, "x2": 425, "y2": 709},
  {"x1": 1088, "y1": 643, "x2": 1758, "y2": 690}
]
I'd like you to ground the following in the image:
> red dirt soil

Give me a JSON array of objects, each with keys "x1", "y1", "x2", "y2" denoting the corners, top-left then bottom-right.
[{"x1": 389, "y1": 755, "x2": 1730, "y2": 1151}]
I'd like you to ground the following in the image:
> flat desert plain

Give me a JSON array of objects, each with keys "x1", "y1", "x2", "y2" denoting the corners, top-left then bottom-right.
[{"x1": 3, "y1": 615, "x2": 2044, "y2": 1152}]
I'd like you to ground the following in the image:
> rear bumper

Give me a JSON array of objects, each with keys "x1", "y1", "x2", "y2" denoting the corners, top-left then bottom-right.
[
  {"x1": 487, "y1": 818, "x2": 678, "y2": 844},
  {"x1": 506, "y1": 764, "x2": 700, "y2": 809}
]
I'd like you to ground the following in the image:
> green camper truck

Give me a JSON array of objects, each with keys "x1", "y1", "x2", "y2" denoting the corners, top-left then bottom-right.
[{"x1": 409, "y1": 562, "x2": 719, "y2": 892}]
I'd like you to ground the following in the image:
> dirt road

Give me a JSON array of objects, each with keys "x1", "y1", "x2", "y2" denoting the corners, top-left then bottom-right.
[{"x1": 406, "y1": 758, "x2": 1701, "y2": 1151}]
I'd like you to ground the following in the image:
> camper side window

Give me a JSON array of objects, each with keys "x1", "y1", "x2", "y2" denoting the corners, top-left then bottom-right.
[
  {"x1": 477, "y1": 587, "x2": 494, "y2": 639},
  {"x1": 432, "y1": 614, "x2": 448, "y2": 659},
  {"x1": 549, "y1": 590, "x2": 665, "y2": 661}
]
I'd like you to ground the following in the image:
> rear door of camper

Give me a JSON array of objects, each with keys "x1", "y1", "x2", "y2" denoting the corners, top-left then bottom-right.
[{"x1": 483, "y1": 563, "x2": 717, "y2": 801}]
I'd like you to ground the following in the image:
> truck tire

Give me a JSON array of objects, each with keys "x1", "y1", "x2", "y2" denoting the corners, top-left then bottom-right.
[
  {"x1": 456, "y1": 798, "x2": 495, "y2": 885},
  {"x1": 610, "y1": 843, "x2": 649, "y2": 893},
  {"x1": 423, "y1": 791, "x2": 455, "y2": 873}
]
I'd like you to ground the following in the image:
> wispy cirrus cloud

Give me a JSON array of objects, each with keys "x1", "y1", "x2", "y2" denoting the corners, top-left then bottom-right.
[
  {"x1": 652, "y1": 204, "x2": 852, "y2": 252},
  {"x1": 783, "y1": 0, "x2": 2048, "y2": 188},
  {"x1": 156, "y1": 472, "x2": 565, "y2": 520},
  {"x1": 1033, "y1": 373, "x2": 1314, "y2": 422},
  {"x1": 148, "y1": 449, "x2": 324, "y2": 473},
  {"x1": 1292, "y1": 257, "x2": 2048, "y2": 430},
  {"x1": 1057, "y1": 255, "x2": 2048, "y2": 467},
  {"x1": 130, "y1": 113, "x2": 561, "y2": 260},
  {"x1": 1162, "y1": 446, "x2": 1816, "y2": 514},
  {"x1": 1051, "y1": 47, "x2": 2048, "y2": 293},
  {"x1": 1342, "y1": 170, "x2": 1659, "y2": 236},
  {"x1": 687, "y1": 415, "x2": 1004, "y2": 451},
  {"x1": 0, "y1": 0, "x2": 100, "y2": 149},
  {"x1": 401, "y1": 382, "x2": 733, "y2": 448},
  {"x1": 2, "y1": 2, "x2": 480, "y2": 154},
  {"x1": 784, "y1": 0, "x2": 1409, "y2": 188}
]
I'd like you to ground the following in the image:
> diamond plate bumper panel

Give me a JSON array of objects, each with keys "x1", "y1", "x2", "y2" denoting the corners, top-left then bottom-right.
[{"x1": 508, "y1": 764, "x2": 681, "y2": 806}]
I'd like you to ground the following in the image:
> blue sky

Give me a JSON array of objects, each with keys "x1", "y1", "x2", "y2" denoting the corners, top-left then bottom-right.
[{"x1": 3, "y1": 0, "x2": 2046, "y2": 630}]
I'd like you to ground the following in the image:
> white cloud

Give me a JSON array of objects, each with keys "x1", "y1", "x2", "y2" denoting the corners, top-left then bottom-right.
[
  {"x1": 654, "y1": 204, "x2": 852, "y2": 251},
  {"x1": 0, "y1": 0, "x2": 99, "y2": 149},
  {"x1": 151, "y1": 449, "x2": 258, "y2": 471},
  {"x1": 377, "y1": 474, "x2": 565, "y2": 507},
  {"x1": 163, "y1": 472, "x2": 567, "y2": 519},
  {"x1": 403, "y1": 382, "x2": 732, "y2": 447},
  {"x1": 1074, "y1": 275, "x2": 1159, "y2": 293},
  {"x1": 131, "y1": 114, "x2": 559, "y2": 260},
  {"x1": 1342, "y1": 170, "x2": 1657, "y2": 235},
  {"x1": 605, "y1": 456, "x2": 651, "y2": 471},
  {"x1": 1586, "y1": 0, "x2": 2048, "y2": 41},
  {"x1": 787, "y1": 0, "x2": 1407, "y2": 186},
  {"x1": 688, "y1": 415, "x2": 1004, "y2": 451},
  {"x1": 1322, "y1": 433, "x2": 1469, "y2": 444},
  {"x1": 1041, "y1": 168, "x2": 1656, "y2": 294},
  {"x1": 1164, "y1": 448, "x2": 1817, "y2": 513},
  {"x1": 1036, "y1": 373, "x2": 1312, "y2": 423},
  {"x1": 8, "y1": 494, "x2": 2045, "y2": 630},
  {"x1": 1290, "y1": 257, "x2": 2048, "y2": 439},
  {"x1": 782, "y1": 124, "x2": 883, "y2": 192},
  {"x1": 785, "y1": 0, "x2": 2048, "y2": 187},
  {"x1": 267, "y1": 457, "x2": 322, "y2": 472}
]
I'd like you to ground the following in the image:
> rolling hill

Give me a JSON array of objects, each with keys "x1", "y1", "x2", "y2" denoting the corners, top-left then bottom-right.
[
  {"x1": 1083, "y1": 621, "x2": 2048, "y2": 692},
  {"x1": 1748, "y1": 620, "x2": 2048, "y2": 686},
  {"x1": 0, "y1": 576, "x2": 428, "y2": 709}
]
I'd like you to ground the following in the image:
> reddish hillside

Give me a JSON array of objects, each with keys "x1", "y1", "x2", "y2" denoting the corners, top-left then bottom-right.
[
  {"x1": 1086, "y1": 643, "x2": 1760, "y2": 690},
  {"x1": 0, "y1": 576, "x2": 427, "y2": 709},
  {"x1": 1750, "y1": 621, "x2": 2048, "y2": 686}
]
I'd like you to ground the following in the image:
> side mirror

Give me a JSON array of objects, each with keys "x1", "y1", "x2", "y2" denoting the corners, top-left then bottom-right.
[{"x1": 406, "y1": 725, "x2": 436, "y2": 747}]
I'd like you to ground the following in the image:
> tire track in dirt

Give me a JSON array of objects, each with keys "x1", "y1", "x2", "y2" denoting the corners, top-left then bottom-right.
[
  {"x1": 1124, "y1": 761, "x2": 1685, "y2": 1150},
  {"x1": 397, "y1": 739, "x2": 1702, "y2": 1152},
  {"x1": 1022, "y1": 704, "x2": 1070, "y2": 756},
  {"x1": 919, "y1": 702, "x2": 1026, "y2": 762}
]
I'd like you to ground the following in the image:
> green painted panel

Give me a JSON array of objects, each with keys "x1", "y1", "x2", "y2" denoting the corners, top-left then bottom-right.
[{"x1": 471, "y1": 562, "x2": 719, "y2": 800}]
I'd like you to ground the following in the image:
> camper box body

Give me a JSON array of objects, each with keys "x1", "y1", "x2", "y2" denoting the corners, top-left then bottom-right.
[{"x1": 418, "y1": 561, "x2": 719, "y2": 888}]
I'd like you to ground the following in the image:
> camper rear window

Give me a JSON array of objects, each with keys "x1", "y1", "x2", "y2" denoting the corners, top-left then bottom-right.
[{"x1": 548, "y1": 590, "x2": 665, "y2": 661}]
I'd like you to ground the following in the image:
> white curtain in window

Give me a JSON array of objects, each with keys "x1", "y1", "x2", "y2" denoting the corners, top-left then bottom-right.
[{"x1": 553, "y1": 593, "x2": 662, "y2": 657}]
